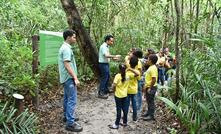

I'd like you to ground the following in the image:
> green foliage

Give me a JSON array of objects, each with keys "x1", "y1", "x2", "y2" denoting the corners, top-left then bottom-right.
[
  {"x1": 1, "y1": 0, "x2": 221, "y2": 133},
  {"x1": 0, "y1": 102, "x2": 38, "y2": 134},
  {"x1": 0, "y1": 36, "x2": 36, "y2": 97},
  {"x1": 0, "y1": 0, "x2": 68, "y2": 96},
  {"x1": 160, "y1": 35, "x2": 221, "y2": 133}
]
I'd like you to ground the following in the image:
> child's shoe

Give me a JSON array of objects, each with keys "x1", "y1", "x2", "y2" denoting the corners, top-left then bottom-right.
[
  {"x1": 143, "y1": 115, "x2": 155, "y2": 121},
  {"x1": 120, "y1": 122, "x2": 127, "y2": 127},
  {"x1": 108, "y1": 124, "x2": 119, "y2": 129}
]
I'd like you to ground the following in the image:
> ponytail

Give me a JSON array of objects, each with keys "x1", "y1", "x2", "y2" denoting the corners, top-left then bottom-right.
[{"x1": 119, "y1": 64, "x2": 126, "y2": 82}]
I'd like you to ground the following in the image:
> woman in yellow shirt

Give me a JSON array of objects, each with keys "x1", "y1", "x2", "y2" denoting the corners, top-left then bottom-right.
[{"x1": 109, "y1": 62, "x2": 139, "y2": 129}]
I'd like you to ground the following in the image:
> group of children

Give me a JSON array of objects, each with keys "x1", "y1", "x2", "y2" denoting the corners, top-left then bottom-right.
[{"x1": 109, "y1": 47, "x2": 174, "y2": 129}]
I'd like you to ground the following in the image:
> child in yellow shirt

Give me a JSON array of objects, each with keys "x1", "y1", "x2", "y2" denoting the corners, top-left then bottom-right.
[
  {"x1": 109, "y1": 63, "x2": 139, "y2": 129},
  {"x1": 142, "y1": 54, "x2": 158, "y2": 121},
  {"x1": 127, "y1": 55, "x2": 140, "y2": 121}
]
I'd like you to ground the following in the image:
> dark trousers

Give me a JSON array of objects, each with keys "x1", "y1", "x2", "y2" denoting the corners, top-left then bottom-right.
[
  {"x1": 158, "y1": 67, "x2": 165, "y2": 85},
  {"x1": 98, "y1": 63, "x2": 110, "y2": 95},
  {"x1": 115, "y1": 96, "x2": 129, "y2": 125},
  {"x1": 146, "y1": 86, "x2": 157, "y2": 117}
]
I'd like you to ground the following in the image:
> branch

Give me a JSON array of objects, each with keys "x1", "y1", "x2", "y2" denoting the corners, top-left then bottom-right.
[{"x1": 208, "y1": 0, "x2": 221, "y2": 24}]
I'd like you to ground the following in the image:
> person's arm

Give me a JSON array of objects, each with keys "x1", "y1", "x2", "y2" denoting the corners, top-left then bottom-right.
[
  {"x1": 147, "y1": 77, "x2": 156, "y2": 93},
  {"x1": 127, "y1": 68, "x2": 140, "y2": 77},
  {"x1": 150, "y1": 77, "x2": 156, "y2": 88},
  {"x1": 104, "y1": 52, "x2": 121, "y2": 60},
  {"x1": 64, "y1": 61, "x2": 80, "y2": 85},
  {"x1": 112, "y1": 83, "x2": 116, "y2": 92}
]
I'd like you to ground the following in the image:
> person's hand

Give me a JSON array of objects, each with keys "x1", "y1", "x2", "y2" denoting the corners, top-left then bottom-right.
[
  {"x1": 147, "y1": 88, "x2": 151, "y2": 93},
  {"x1": 142, "y1": 94, "x2": 146, "y2": 100},
  {"x1": 113, "y1": 55, "x2": 121, "y2": 61},
  {"x1": 115, "y1": 55, "x2": 121, "y2": 58},
  {"x1": 74, "y1": 78, "x2": 80, "y2": 86}
]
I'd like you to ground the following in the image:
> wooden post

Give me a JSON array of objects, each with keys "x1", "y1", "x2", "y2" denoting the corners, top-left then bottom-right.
[
  {"x1": 13, "y1": 93, "x2": 24, "y2": 116},
  {"x1": 32, "y1": 35, "x2": 39, "y2": 107}
]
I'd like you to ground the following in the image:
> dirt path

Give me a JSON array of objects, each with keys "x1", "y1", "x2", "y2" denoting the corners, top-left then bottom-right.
[{"x1": 38, "y1": 84, "x2": 181, "y2": 134}]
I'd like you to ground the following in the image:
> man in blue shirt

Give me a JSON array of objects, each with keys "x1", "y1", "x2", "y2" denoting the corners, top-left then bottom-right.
[
  {"x1": 98, "y1": 35, "x2": 121, "y2": 99},
  {"x1": 58, "y1": 30, "x2": 83, "y2": 132}
]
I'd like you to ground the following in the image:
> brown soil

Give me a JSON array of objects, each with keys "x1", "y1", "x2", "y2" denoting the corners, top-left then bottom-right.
[{"x1": 37, "y1": 81, "x2": 184, "y2": 134}]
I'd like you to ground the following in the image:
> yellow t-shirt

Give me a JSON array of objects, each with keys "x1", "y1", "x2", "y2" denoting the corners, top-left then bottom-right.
[
  {"x1": 144, "y1": 65, "x2": 158, "y2": 88},
  {"x1": 113, "y1": 73, "x2": 129, "y2": 98},
  {"x1": 125, "y1": 59, "x2": 142, "y2": 80},
  {"x1": 127, "y1": 71, "x2": 139, "y2": 94},
  {"x1": 125, "y1": 55, "x2": 130, "y2": 62}
]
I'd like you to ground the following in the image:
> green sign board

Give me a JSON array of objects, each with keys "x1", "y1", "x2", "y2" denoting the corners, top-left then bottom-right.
[{"x1": 39, "y1": 30, "x2": 63, "y2": 67}]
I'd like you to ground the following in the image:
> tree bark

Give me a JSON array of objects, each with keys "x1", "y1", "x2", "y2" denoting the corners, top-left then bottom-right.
[
  {"x1": 174, "y1": 0, "x2": 181, "y2": 102},
  {"x1": 60, "y1": 0, "x2": 100, "y2": 77},
  {"x1": 193, "y1": 0, "x2": 200, "y2": 50},
  {"x1": 162, "y1": 0, "x2": 170, "y2": 48}
]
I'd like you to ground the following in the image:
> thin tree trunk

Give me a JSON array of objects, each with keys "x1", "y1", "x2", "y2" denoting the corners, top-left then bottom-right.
[
  {"x1": 193, "y1": 0, "x2": 200, "y2": 50},
  {"x1": 208, "y1": 0, "x2": 221, "y2": 35},
  {"x1": 180, "y1": 0, "x2": 184, "y2": 87},
  {"x1": 174, "y1": 0, "x2": 181, "y2": 102},
  {"x1": 170, "y1": 0, "x2": 174, "y2": 29},
  {"x1": 189, "y1": 0, "x2": 193, "y2": 47},
  {"x1": 60, "y1": 0, "x2": 100, "y2": 77},
  {"x1": 162, "y1": 0, "x2": 170, "y2": 48}
]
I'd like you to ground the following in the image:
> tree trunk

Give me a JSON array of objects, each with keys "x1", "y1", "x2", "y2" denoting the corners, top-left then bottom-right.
[
  {"x1": 162, "y1": 0, "x2": 170, "y2": 49},
  {"x1": 174, "y1": 0, "x2": 181, "y2": 102},
  {"x1": 193, "y1": 0, "x2": 200, "y2": 50},
  {"x1": 60, "y1": 0, "x2": 100, "y2": 77},
  {"x1": 189, "y1": 0, "x2": 193, "y2": 47}
]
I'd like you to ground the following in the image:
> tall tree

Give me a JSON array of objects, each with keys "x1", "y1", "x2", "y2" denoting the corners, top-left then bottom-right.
[
  {"x1": 60, "y1": 0, "x2": 100, "y2": 77},
  {"x1": 174, "y1": 0, "x2": 181, "y2": 102},
  {"x1": 193, "y1": 0, "x2": 200, "y2": 50},
  {"x1": 162, "y1": 0, "x2": 170, "y2": 48}
]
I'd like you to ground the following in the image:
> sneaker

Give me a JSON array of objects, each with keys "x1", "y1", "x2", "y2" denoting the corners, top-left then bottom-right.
[
  {"x1": 143, "y1": 115, "x2": 155, "y2": 121},
  {"x1": 120, "y1": 123, "x2": 127, "y2": 127},
  {"x1": 65, "y1": 122, "x2": 83, "y2": 132},
  {"x1": 141, "y1": 112, "x2": 149, "y2": 117},
  {"x1": 63, "y1": 117, "x2": 79, "y2": 122},
  {"x1": 107, "y1": 89, "x2": 114, "y2": 93},
  {"x1": 133, "y1": 116, "x2": 137, "y2": 121},
  {"x1": 98, "y1": 94, "x2": 108, "y2": 99},
  {"x1": 108, "y1": 124, "x2": 119, "y2": 129}
]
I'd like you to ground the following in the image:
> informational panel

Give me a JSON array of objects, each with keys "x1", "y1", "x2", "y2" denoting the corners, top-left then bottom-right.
[{"x1": 39, "y1": 30, "x2": 63, "y2": 67}]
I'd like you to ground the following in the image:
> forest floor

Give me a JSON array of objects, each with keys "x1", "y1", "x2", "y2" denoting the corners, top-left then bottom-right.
[{"x1": 37, "y1": 81, "x2": 185, "y2": 134}]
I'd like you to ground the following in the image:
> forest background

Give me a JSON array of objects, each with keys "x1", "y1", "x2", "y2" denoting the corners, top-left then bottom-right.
[{"x1": 0, "y1": 0, "x2": 220, "y2": 133}]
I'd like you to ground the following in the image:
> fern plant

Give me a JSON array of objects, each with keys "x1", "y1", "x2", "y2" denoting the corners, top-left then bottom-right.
[{"x1": 0, "y1": 102, "x2": 38, "y2": 134}]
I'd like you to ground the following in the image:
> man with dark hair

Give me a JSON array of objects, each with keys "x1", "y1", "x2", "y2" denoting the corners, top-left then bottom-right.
[
  {"x1": 98, "y1": 34, "x2": 121, "y2": 99},
  {"x1": 58, "y1": 29, "x2": 83, "y2": 132}
]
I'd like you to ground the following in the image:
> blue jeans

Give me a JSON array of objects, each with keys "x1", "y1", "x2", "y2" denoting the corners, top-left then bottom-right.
[
  {"x1": 63, "y1": 78, "x2": 77, "y2": 126},
  {"x1": 136, "y1": 80, "x2": 143, "y2": 112},
  {"x1": 114, "y1": 96, "x2": 129, "y2": 125},
  {"x1": 98, "y1": 63, "x2": 110, "y2": 95},
  {"x1": 128, "y1": 94, "x2": 137, "y2": 119},
  {"x1": 158, "y1": 67, "x2": 165, "y2": 85}
]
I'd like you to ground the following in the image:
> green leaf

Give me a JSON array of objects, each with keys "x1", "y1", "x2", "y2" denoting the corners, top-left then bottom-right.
[
  {"x1": 214, "y1": 95, "x2": 221, "y2": 99},
  {"x1": 198, "y1": 102, "x2": 209, "y2": 121},
  {"x1": 6, "y1": 107, "x2": 16, "y2": 123},
  {"x1": 157, "y1": 96, "x2": 181, "y2": 116}
]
